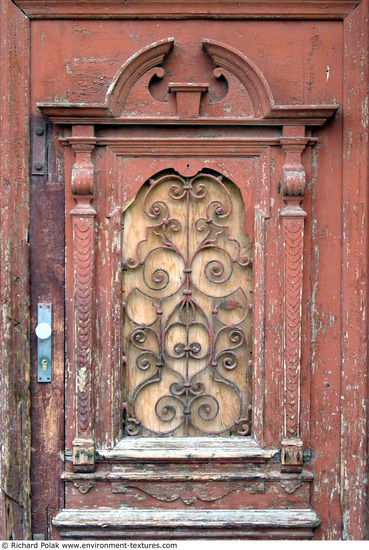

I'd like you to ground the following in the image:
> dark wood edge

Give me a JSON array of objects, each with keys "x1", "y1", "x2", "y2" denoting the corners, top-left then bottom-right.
[{"x1": 15, "y1": 0, "x2": 361, "y2": 20}]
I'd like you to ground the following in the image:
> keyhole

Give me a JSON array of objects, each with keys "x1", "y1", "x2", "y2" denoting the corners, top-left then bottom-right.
[{"x1": 41, "y1": 359, "x2": 48, "y2": 371}]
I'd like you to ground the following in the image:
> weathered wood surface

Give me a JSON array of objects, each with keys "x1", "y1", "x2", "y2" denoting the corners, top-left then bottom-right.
[
  {"x1": 0, "y1": 0, "x2": 366, "y2": 541},
  {"x1": 279, "y1": 128, "x2": 308, "y2": 473},
  {"x1": 54, "y1": 507, "x2": 320, "y2": 527},
  {"x1": 0, "y1": 0, "x2": 31, "y2": 540},
  {"x1": 99, "y1": 437, "x2": 278, "y2": 461},
  {"x1": 340, "y1": 0, "x2": 369, "y2": 539},
  {"x1": 306, "y1": 0, "x2": 369, "y2": 541},
  {"x1": 60, "y1": 463, "x2": 313, "y2": 509},
  {"x1": 54, "y1": 32, "x2": 332, "y2": 538},
  {"x1": 29, "y1": 145, "x2": 66, "y2": 536},
  {"x1": 29, "y1": 72, "x2": 66, "y2": 546},
  {"x1": 61, "y1": 469, "x2": 313, "y2": 482},
  {"x1": 69, "y1": 126, "x2": 97, "y2": 471},
  {"x1": 54, "y1": 507, "x2": 320, "y2": 539}
]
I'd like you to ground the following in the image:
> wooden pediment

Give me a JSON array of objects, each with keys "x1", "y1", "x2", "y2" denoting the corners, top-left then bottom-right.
[
  {"x1": 105, "y1": 38, "x2": 174, "y2": 117},
  {"x1": 104, "y1": 37, "x2": 274, "y2": 120},
  {"x1": 202, "y1": 38, "x2": 274, "y2": 118},
  {"x1": 37, "y1": 38, "x2": 338, "y2": 126}
]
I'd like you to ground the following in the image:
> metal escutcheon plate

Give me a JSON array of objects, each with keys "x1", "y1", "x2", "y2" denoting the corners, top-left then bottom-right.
[{"x1": 37, "y1": 303, "x2": 52, "y2": 382}]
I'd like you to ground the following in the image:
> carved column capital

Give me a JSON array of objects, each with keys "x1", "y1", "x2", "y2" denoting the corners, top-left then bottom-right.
[
  {"x1": 70, "y1": 139, "x2": 96, "y2": 197},
  {"x1": 280, "y1": 128, "x2": 309, "y2": 197}
]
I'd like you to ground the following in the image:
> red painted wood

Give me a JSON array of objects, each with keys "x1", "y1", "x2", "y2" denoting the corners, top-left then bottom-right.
[
  {"x1": 341, "y1": 0, "x2": 369, "y2": 539},
  {"x1": 0, "y1": 0, "x2": 367, "y2": 540},
  {"x1": 15, "y1": 0, "x2": 360, "y2": 20}
]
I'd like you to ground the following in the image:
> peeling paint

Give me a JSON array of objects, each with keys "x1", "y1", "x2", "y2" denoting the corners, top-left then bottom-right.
[{"x1": 1, "y1": 0, "x2": 367, "y2": 541}]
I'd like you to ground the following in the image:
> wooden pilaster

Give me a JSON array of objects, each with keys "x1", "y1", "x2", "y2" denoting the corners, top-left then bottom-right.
[
  {"x1": 280, "y1": 127, "x2": 309, "y2": 473},
  {"x1": 69, "y1": 127, "x2": 97, "y2": 472}
]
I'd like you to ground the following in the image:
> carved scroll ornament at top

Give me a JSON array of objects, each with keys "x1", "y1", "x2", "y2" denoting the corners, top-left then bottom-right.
[{"x1": 104, "y1": 38, "x2": 274, "y2": 119}]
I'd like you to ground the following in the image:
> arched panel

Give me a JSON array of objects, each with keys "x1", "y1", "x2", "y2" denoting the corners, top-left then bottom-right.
[{"x1": 122, "y1": 169, "x2": 253, "y2": 437}]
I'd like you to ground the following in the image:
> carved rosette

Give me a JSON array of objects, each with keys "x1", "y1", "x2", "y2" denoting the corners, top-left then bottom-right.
[
  {"x1": 280, "y1": 129, "x2": 309, "y2": 473},
  {"x1": 69, "y1": 136, "x2": 97, "y2": 472}
]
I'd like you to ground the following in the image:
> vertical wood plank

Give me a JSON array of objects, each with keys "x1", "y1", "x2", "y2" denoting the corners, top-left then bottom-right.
[
  {"x1": 0, "y1": 0, "x2": 31, "y2": 539},
  {"x1": 341, "y1": 0, "x2": 369, "y2": 540},
  {"x1": 29, "y1": 122, "x2": 66, "y2": 536}
]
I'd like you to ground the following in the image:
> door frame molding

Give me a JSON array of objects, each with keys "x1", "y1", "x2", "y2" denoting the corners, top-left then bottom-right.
[
  {"x1": 38, "y1": 38, "x2": 337, "y2": 477},
  {"x1": 14, "y1": 0, "x2": 361, "y2": 21}
]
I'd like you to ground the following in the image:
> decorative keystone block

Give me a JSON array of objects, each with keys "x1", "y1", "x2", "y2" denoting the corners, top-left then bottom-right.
[{"x1": 168, "y1": 83, "x2": 209, "y2": 118}]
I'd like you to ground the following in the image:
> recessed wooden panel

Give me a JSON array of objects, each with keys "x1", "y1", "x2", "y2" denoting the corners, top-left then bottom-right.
[{"x1": 122, "y1": 169, "x2": 253, "y2": 437}]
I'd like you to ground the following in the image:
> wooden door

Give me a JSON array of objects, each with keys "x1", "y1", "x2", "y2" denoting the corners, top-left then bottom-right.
[
  {"x1": 19, "y1": 1, "x2": 369, "y2": 541},
  {"x1": 34, "y1": 36, "x2": 336, "y2": 539}
]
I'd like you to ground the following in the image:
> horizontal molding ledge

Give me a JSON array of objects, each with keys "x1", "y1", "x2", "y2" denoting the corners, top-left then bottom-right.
[
  {"x1": 61, "y1": 470, "x2": 314, "y2": 482},
  {"x1": 42, "y1": 117, "x2": 337, "y2": 127},
  {"x1": 60, "y1": 137, "x2": 318, "y2": 157},
  {"x1": 54, "y1": 508, "x2": 320, "y2": 539},
  {"x1": 37, "y1": 103, "x2": 339, "y2": 127},
  {"x1": 15, "y1": 0, "x2": 360, "y2": 20},
  {"x1": 96, "y1": 437, "x2": 278, "y2": 462},
  {"x1": 81, "y1": 139, "x2": 278, "y2": 157}
]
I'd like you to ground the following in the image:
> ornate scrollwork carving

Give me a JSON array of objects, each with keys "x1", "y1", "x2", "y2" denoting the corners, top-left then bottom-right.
[
  {"x1": 112, "y1": 481, "x2": 265, "y2": 505},
  {"x1": 284, "y1": 218, "x2": 304, "y2": 440},
  {"x1": 123, "y1": 170, "x2": 253, "y2": 437}
]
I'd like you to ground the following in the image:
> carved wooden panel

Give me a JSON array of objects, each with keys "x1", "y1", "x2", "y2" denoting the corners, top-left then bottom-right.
[
  {"x1": 122, "y1": 170, "x2": 253, "y2": 437},
  {"x1": 32, "y1": 24, "x2": 350, "y2": 539}
]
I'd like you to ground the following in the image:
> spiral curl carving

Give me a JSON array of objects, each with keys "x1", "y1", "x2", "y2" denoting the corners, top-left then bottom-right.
[
  {"x1": 195, "y1": 396, "x2": 220, "y2": 422},
  {"x1": 169, "y1": 181, "x2": 187, "y2": 201},
  {"x1": 132, "y1": 328, "x2": 147, "y2": 346},
  {"x1": 217, "y1": 350, "x2": 238, "y2": 370},
  {"x1": 136, "y1": 351, "x2": 160, "y2": 372},
  {"x1": 144, "y1": 266, "x2": 170, "y2": 291},
  {"x1": 189, "y1": 182, "x2": 208, "y2": 200},
  {"x1": 190, "y1": 381, "x2": 205, "y2": 396},
  {"x1": 148, "y1": 200, "x2": 169, "y2": 220},
  {"x1": 204, "y1": 254, "x2": 233, "y2": 284},
  {"x1": 155, "y1": 396, "x2": 183, "y2": 424}
]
